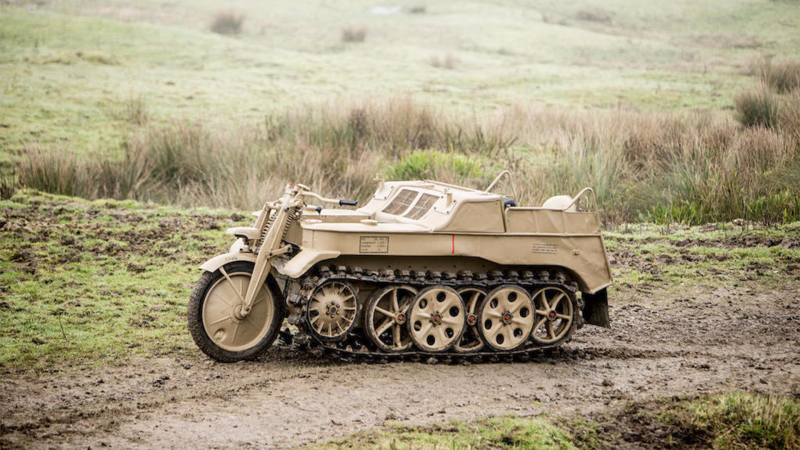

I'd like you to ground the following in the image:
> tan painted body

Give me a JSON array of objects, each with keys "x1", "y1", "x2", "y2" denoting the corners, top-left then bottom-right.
[
  {"x1": 210, "y1": 180, "x2": 612, "y2": 295},
  {"x1": 191, "y1": 174, "x2": 613, "y2": 361}
]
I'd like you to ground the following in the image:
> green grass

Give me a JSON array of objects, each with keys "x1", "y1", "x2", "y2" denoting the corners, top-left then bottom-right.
[
  {"x1": 307, "y1": 416, "x2": 578, "y2": 450},
  {"x1": 306, "y1": 393, "x2": 800, "y2": 449},
  {"x1": 0, "y1": 190, "x2": 246, "y2": 372},
  {"x1": 2, "y1": 0, "x2": 800, "y2": 159},
  {"x1": 682, "y1": 393, "x2": 800, "y2": 449},
  {"x1": 603, "y1": 221, "x2": 800, "y2": 293}
]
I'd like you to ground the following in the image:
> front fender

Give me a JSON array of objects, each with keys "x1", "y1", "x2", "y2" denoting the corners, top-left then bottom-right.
[{"x1": 199, "y1": 252, "x2": 258, "y2": 273}]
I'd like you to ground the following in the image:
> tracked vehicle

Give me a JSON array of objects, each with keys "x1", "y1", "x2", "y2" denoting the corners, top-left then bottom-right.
[{"x1": 188, "y1": 172, "x2": 612, "y2": 362}]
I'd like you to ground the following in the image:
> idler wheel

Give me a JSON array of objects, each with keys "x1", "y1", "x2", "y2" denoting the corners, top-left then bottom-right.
[
  {"x1": 477, "y1": 285, "x2": 534, "y2": 352},
  {"x1": 408, "y1": 286, "x2": 466, "y2": 353},
  {"x1": 530, "y1": 286, "x2": 577, "y2": 346},
  {"x1": 364, "y1": 285, "x2": 417, "y2": 352},
  {"x1": 306, "y1": 281, "x2": 359, "y2": 342},
  {"x1": 453, "y1": 287, "x2": 487, "y2": 353}
]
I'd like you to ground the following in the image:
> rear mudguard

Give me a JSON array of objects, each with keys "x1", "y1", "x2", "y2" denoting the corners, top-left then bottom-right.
[{"x1": 582, "y1": 288, "x2": 611, "y2": 328}]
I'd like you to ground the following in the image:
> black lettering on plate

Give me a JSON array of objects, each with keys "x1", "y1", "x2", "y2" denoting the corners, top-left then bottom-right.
[
  {"x1": 360, "y1": 236, "x2": 389, "y2": 253},
  {"x1": 532, "y1": 243, "x2": 558, "y2": 255}
]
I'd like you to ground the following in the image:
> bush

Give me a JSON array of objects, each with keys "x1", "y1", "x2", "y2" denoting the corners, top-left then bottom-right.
[
  {"x1": 15, "y1": 97, "x2": 800, "y2": 225},
  {"x1": 576, "y1": 9, "x2": 611, "y2": 24},
  {"x1": 409, "y1": 6, "x2": 426, "y2": 14},
  {"x1": 734, "y1": 85, "x2": 780, "y2": 128},
  {"x1": 0, "y1": 175, "x2": 16, "y2": 200},
  {"x1": 753, "y1": 58, "x2": 800, "y2": 93},
  {"x1": 341, "y1": 26, "x2": 366, "y2": 43},
  {"x1": 780, "y1": 90, "x2": 800, "y2": 140},
  {"x1": 386, "y1": 150, "x2": 489, "y2": 184},
  {"x1": 430, "y1": 53, "x2": 457, "y2": 70},
  {"x1": 110, "y1": 94, "x2": 149, "y2": 125},
  {"x1": 685, "y1": 393, "x2": 800, "y2": 449},
  {"x1": 210, "y1": 11, "x2": 244, "y2": 35}
]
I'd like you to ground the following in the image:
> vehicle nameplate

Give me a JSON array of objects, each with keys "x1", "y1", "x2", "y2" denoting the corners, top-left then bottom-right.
[
  {"x1": 532, "y1": 243, "x2": 558, "y2": 254},
  {"x1": 360, "y1": 236, "x2": 389, "y2": 253}
]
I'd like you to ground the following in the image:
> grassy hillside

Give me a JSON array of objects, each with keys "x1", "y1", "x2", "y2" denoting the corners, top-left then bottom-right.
[
  {"x1": 2, "y1": 0, "x2": 800, "y2": 225},
  {"x1": 2, "y1": 0, "x2": 800, "y2": 155}
]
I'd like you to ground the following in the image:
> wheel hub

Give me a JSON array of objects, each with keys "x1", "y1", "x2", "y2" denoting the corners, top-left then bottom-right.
[
  {"x1": 431, "y1": 312, "x2": 443, "y2": 326},
  {"x1": 466, "y1": 314, "x2": 477, "y2": 326},
  {"x1": 395, "y1": 313, "x2": 406, "y2": 325},
  {"x1": 307, "y1": 281, "x2": 359, "y2": 341},
  {"x1": 326, "y1": 301, "x2": 341, "y2": 318},
  {"x1": 547, "y1": 310, "x2": 556, "y2": 321},
  {"x1": 502, "y1": 312, "x2": 513, "y2": 325},
  {"x1": 233, "y1": 304, "x2": 247, "y2": 321}
]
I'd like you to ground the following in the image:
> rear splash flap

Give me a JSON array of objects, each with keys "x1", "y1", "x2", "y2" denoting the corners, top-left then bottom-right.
[{"x1": 582, "y1": 288, "x2": 611, "y2": 328}]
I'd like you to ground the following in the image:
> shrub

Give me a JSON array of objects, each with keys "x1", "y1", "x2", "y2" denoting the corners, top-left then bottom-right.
[
  {"x1": 734, "y1": 85, "x2": 780, "y2": 128},
  {"x1": 576, "y1": 9, "x2": 611, "y2": 24},
  {"x1": 112, "y1": 94, "x2": 149, "y2": 125},
  {"x1": 210, "y1": 11, "x2": 244, "y2": 35},
  {"x1": 753, "y1": 58, "x2": 800, "y2": 93},
  {"x1": 341, "y1": 26, "x2": 366, "y2": 43},
  {"x1": 684, "y1": 393, "x2": 800, "y2": 449},
  {"x1": 409, "y1": 6, "x2": 426, "y2": 14},
  {"x1": 542, "y1": 13, "x2": 568, "y2": 26},
  {"x1": 780, "y1": 90, "x2": 800, "y2": 140},
  {"x1": 386, "y1": 150, "x2": 489, "y2": 185},
  {"x1": 14, "y1": 97, "x2": 800, "y2": 225},
  {"x1": 430, "y1": 53, "x2": 457, "y2": 70},
  {"x1": 0, "y1": 175, "x2": 16, "y2": 200}
]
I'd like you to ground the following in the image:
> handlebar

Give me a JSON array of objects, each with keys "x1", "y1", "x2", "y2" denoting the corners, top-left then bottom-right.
[{"x1": 297, "y1": 190, "x2": 358, "y2": 207}]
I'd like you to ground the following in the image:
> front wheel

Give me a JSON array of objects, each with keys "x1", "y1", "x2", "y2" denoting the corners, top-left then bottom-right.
[{"x1": 188, "y1": 262, "x2": 284, "y2": 362}]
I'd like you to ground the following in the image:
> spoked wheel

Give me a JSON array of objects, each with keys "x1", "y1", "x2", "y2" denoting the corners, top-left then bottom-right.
[
  {"x1": 454, "y1": 287, "x2": 486, "y2": 353},
  {"x1": 408, "y1": 286, "x2": 466, "y2": 352},
  {"x1": 306, "y1": 281, "x2": 359, "y2": 342},
  {"x1": 530, "y1": 286, "x2": 577, "y2": 346},
  {"x1": 364, "y1": 285, "x2": 417, "y2": 353},
  {"x1": 188, "y1": 262, "x2": 284, "y2": 362},
  {"x1": 478, "y1": 285, "x2": 535, "y2": 352}
]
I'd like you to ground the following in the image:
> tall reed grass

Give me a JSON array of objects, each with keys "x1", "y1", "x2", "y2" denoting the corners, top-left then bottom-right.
[{"x1": 17, "y1": 97, "x2": 800, "y2": 225}]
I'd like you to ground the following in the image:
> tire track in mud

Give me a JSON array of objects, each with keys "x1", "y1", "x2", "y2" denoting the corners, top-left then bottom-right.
[
  {"x1": 69, "y1": 352, "x2": 799, "y2": 449},
  {"x1": 3, "y1": 328, "x2": 797, "y2": 449}
]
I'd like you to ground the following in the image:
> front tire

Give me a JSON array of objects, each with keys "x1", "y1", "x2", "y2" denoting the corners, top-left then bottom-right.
[{"x1": 188, "y1": 262, "x2": 284, "y2": 362}]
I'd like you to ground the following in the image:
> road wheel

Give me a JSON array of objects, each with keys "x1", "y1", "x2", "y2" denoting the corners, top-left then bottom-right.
[
  {"x1": 453, "y1": 287, "x2": 486, "y2": 353},
  {"x1": 530, "y1": 286, "x2": 577, "y2": 346},
  {"x1": 478, "y1": 285, "x2": 534, "y2": 352},
  {"x1": 364, "y1": 285, "x2": 416, "y2": 353},
  {"x1": 188, "y1": 262, "x2": 283, "y2": 362},
  {"x1": 408, "y1": 286, "x2": 466, "y2": 352}
]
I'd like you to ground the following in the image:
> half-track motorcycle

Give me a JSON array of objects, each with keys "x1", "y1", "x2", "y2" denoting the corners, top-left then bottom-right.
[{"x1": 188, "y1": 171, "x2": 613, "y2": 362}]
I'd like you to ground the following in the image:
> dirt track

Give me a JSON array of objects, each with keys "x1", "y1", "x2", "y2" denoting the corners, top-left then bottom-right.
[{"x1": 2, "y1": 277, "x2": 798, "y2": 449}]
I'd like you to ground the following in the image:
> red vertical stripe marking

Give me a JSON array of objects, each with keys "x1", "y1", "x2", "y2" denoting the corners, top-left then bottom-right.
[{"x1": 452, "y1": 235, "x2": 455, "y2": 254}]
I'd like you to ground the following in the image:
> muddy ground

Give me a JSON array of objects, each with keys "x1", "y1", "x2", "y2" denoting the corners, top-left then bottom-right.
[
  {"x1": 2, "y1": 280, "x2": 798, "y2": 449},
  {"x1": 1, "y1": 197, "x2": 799, "y2": 448}
]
